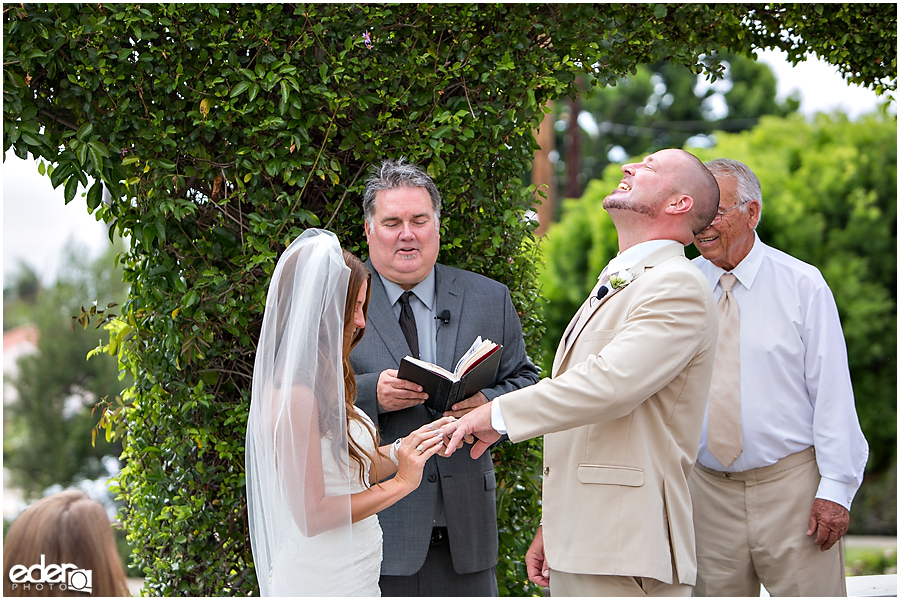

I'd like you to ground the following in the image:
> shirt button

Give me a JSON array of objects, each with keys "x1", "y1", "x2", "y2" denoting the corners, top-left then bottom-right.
[
  {"x1": 427, "y1": 474, "x2": 437, "y2": 483},
  {"x1": 543, "y1": 467, "x2": 550, "y2": 476}
]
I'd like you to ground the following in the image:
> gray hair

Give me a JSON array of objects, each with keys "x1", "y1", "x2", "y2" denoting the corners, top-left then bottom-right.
[
  {"x1": 362, "y1": 158, "x2": 441, "y2": 228},
  {"x1": 704, "y1": 158, "x2": 763, "y2": 228}
]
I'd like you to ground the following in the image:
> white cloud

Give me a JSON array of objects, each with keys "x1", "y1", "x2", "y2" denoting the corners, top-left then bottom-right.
[
  {"x1": 3, "y1": 151, "x2": 110, "y2": 286},
  {"x1": 755, "y1": 49, "x2": 889, "y2": 119}
]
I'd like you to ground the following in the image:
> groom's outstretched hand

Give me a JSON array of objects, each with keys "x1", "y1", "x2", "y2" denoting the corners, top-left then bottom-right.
[{"x1": 440, "y1": 402, "x2": 499, "y2": 459}]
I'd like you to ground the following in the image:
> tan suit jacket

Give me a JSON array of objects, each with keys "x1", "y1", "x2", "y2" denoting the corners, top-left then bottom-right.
[{"x1": 499, "y1": 242, "x2": 717, "y2": 585}]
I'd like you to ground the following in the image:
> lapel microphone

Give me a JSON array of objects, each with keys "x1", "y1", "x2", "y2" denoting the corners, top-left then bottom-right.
[
  {"x1": 589, "y1": 285, "x2": 609, "y2": 306},
  {"x1": 434, "y1": 310, "x2": 451, "y2": 325}
]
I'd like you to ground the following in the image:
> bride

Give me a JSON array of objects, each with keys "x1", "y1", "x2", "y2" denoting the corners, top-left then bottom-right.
[{"x1": 246, "y1": 229, "x2": 452, "y2": 596}]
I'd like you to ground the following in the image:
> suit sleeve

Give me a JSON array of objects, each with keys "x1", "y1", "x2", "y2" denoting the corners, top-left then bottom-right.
[
  {"x1": 499, "y1": 268, "x2": 713, "y2": 442},
  {"x1": 479, "y1": 286, "x2": 540, "y2": 401},
  {"x1": 354, "y1": 371, "x2": 382, "y2": 418}
]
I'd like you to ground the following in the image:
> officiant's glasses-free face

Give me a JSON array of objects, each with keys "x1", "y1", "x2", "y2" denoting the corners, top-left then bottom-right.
[{"x1": 365, "y1": 186, "x2": 441, "y2": 290}]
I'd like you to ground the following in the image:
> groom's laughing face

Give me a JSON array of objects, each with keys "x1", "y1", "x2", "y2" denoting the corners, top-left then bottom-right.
[
  {"x1": 602, "y1": 150, "x2": 682, "y2": 217},
  {"x1": 365, "y1": 186, "x2": 440, "y2": 290}
]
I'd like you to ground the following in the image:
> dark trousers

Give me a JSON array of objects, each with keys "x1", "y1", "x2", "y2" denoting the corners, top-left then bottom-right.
[{"x1": 379, "y1": 528, "x2": 499, "y2": 597}]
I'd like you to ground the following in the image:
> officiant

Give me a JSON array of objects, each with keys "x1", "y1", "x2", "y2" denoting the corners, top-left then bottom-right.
[{"x1": 349, "y1": 158, "x2": 539, "y2": 596}]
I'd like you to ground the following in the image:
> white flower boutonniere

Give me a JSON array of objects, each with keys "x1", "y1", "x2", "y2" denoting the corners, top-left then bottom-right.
[{"x1": 609, "y1": 269, "x2": 636, "y2": 290}]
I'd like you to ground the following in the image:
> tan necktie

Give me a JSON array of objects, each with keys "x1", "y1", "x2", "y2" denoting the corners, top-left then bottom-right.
[{"x1": 708, "y1": 273, "x2": 742, "y2": 467}]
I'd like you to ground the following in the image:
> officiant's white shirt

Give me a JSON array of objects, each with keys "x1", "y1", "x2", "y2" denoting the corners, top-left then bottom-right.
[{"x1": 379, "y1": 268, "x2": 437, "y2": 363}]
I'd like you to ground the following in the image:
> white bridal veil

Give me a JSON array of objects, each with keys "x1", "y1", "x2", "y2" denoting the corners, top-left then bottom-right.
[{"x1": 246, "y1": 229, "x2": 360, "y2": 596}]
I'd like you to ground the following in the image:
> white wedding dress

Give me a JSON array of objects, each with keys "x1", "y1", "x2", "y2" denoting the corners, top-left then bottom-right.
[
  {"x1": 247, "y1": 230, "x2": 388, "y2": 597},
  {"x1": 268, "y1": 405, "x2": 383, "y2": 597}
]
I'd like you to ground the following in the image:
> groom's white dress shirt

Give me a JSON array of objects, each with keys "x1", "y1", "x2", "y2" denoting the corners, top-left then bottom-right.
[{"x1": 693, "y1": 232, "x2": 868, "y2": 510}]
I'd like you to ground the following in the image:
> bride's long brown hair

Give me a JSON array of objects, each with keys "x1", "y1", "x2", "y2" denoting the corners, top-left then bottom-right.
[{"x1": 341, "y1": 250, "x2": 380, "y2": 484}]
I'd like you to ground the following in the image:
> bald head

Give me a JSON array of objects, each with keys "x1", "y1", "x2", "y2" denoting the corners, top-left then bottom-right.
[
  {"x1": 606, "y1": 149, "x2": 721, "y2": 250},
  {"x1": 674, "y1": 150, "x2": 720, "y2": 234}
]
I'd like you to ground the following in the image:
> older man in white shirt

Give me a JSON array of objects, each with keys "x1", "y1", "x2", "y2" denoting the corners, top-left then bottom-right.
[{"x1": 690, "y1": 158, "x2": 868, "y2": 597}]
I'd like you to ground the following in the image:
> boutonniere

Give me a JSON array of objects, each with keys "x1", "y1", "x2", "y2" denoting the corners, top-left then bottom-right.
[{"x1": 609, "y1": 268, "x2": 638, "y2": 290}]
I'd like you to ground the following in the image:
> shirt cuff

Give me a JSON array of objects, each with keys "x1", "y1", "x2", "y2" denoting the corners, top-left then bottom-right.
[
  {"x1": 491, "y1": 398, "x2": 508, "y2": 435},
  {"x1": 816, "y1": 476, "x2": 857, "y2": 511}
]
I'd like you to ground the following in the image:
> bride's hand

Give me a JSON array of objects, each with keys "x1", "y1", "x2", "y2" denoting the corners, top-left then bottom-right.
[{"x1": 393, "y1": 417, "x2": 456, "y2": 488}]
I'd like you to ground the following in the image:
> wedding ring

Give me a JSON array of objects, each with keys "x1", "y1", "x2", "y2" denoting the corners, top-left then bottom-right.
[{"x1": 416, "y1": 444, "x2": 425, "y2": 453}]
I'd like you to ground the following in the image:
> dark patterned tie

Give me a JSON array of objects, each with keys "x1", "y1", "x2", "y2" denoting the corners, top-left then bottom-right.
[{"x1": 398, "y1": 291, "x2": 420, "y2": 359}]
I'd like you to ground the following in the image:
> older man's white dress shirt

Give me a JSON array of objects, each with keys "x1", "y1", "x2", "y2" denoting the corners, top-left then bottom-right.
[{"x1": 693, "y1": 232, "x2": 868, "y2": 510}]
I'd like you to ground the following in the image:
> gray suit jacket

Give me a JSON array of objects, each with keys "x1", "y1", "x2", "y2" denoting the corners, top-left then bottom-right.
[{"x1": 350, "y1": 261, "x2": 539, "y2": 576}]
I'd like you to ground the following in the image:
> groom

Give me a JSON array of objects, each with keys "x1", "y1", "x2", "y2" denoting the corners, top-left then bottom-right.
[{"x1": 443, "y1": 149, "x2": 720, "y2": 596}]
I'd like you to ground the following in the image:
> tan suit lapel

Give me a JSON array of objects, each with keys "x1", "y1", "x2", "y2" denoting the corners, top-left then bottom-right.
[{"x1": 554, "y1": 242, "x2": 686, "y2": 375}]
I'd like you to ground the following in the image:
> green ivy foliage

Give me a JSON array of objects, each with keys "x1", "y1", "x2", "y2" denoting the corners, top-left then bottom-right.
[
  {"x1": 539, "y1": 112, "x2": 897, "y2": 531},
  {"x1": 4, "y1": 3, "x2": 895, "y2": 595}
]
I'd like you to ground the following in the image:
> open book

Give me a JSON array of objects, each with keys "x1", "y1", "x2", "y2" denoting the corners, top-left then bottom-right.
[{"x1": 397, "y1": 337, "x2": 503, "y2": 414}]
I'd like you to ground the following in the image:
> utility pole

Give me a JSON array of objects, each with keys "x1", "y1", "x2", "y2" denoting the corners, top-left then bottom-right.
[{"x1": 532, "y1": 100, "x2": 556, "y2": 236}]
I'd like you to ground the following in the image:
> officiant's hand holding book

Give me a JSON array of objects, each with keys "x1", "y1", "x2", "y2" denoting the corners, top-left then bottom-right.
[{"x1": 397, "y1": 337, "x2": 502, "y2": 414}]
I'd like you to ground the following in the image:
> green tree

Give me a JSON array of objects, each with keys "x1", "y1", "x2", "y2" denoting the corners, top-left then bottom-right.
[
  {"x1": 538, "y1": 112, "x2": 897, "y2": 532},
  {"x1": 3, "y1": 240, "x2": 130, "y2": 498},
  {"x1": 3, "y1": 262, "x2": 42, "y2": 329},
  {"x1": 4, "y1": 3, "x2": 895, "y2": 595},
  {"x1": 694, "y1": 113, "x2": 897, "y2": 476},
  {"x1": 553, "y1": 52, "x2": 800, "y2": 202}
]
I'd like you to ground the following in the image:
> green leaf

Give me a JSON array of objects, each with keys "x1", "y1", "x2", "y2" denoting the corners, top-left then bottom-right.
[
  {"x1": 49, "y1": 163, "x2": 70, "y2": 188},
  {"x1": 89, "y1": 146, "x2": 104, "y2": 172},
  {"x1": 653, "y1": 4, "x2": 667, "y2": 18},
  {"x1": 87, "y1": 140, "x2": 109, "y2": 158},
  {"x1": 64, "y1": 176, "x2": 79, "y2": 204},
  {"x1": 76, "y1": 143, "x2": 89, "y2": 167},
  {"x1": 229, "y1": 81, "x2": 250, "y2": 98},
  {"x1": 76, "y1": 122, "x2": 94, "y2": 141},
  {"x1": 184, "y1": 290, "x2": 199, "y2": 307},
  {"x1": 20, "y1": 132, "x2": 41, "y2": 147},
  {"x1": 6, "y1": 71, "x2": 26, "y2": 88},
  {"x1": 86, "y1": 181, "x2": 103, "y2": 211}
]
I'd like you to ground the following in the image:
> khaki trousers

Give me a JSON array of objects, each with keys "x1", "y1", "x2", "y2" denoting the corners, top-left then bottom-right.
[
  {"x1": 689, "y1": 447, "x2": 846, "y2": 597},
  {"x1": 551, "y1": 571, "x2": 691, "y2": 597}
]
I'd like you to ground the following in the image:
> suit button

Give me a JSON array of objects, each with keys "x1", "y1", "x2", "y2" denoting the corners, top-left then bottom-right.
[
  {"x1": 543, "y1": 467, "x2": 550, "y2": 476},
  {"x1": 428, "y1": 474, "x2": 437, "y2": 483}
]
